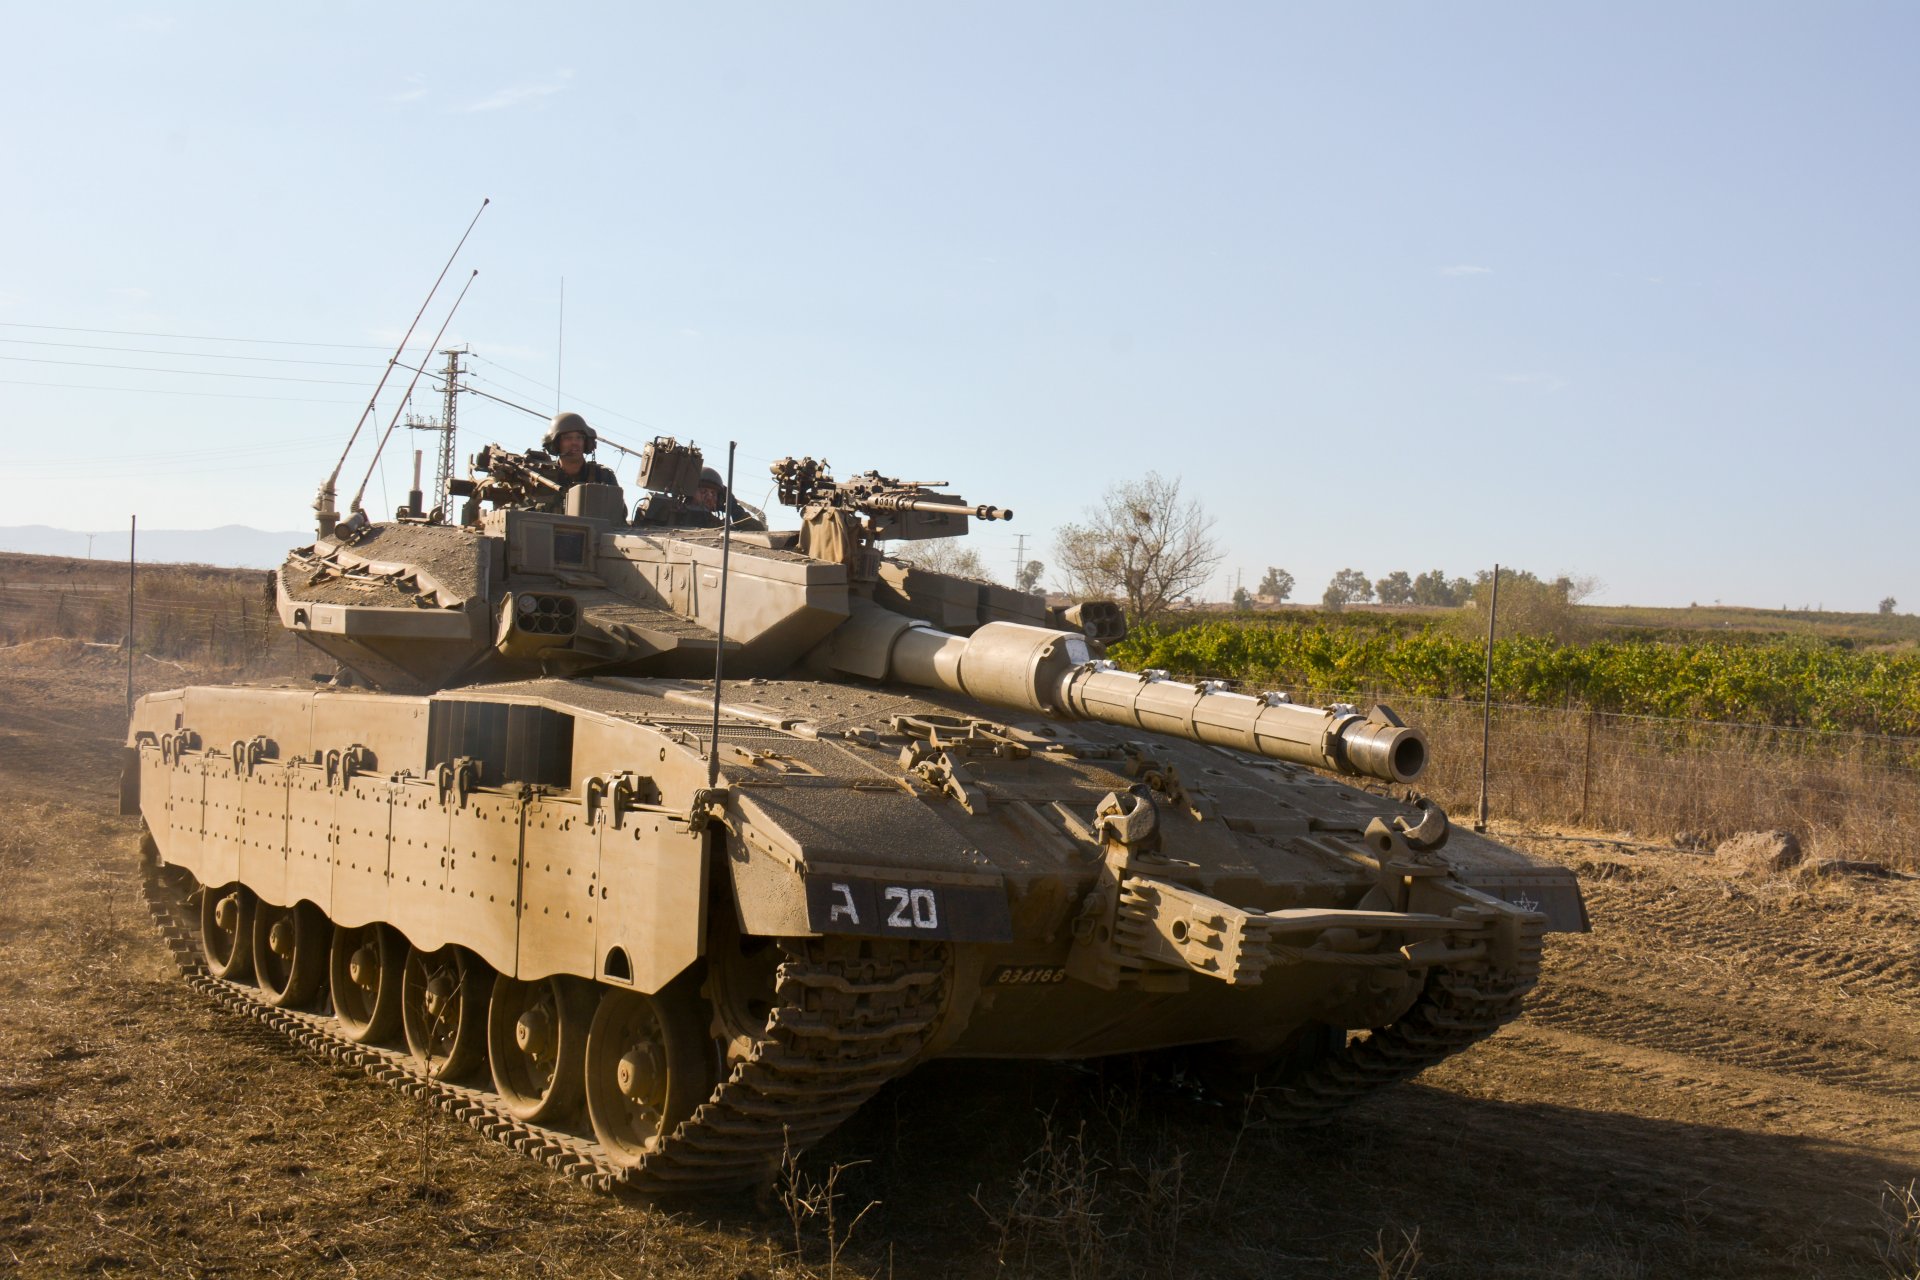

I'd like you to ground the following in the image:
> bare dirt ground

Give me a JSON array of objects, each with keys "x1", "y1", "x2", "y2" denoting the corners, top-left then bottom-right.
[{"x1": 2, "y1": 639, "x2": 1917, "y2": 1279}]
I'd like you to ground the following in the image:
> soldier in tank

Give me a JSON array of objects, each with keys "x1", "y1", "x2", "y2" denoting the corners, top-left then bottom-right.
[
  {"x1": 689, "y1": 466, "x2": 766, "y2": 532},
  {"x1": 533, "y1": 412, "x2": 624, "y2": 512},
  {"x1": 635, "y1": 464, "x2": 765, "y2": 531}
]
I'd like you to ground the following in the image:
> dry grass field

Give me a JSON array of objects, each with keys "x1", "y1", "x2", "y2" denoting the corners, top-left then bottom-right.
[{"x1": 3, "y1": 638, "x2": 1919, "y2": 1278}]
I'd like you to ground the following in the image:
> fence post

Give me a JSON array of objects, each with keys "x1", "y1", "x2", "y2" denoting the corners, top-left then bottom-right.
[
  {"x1": 126, "y1": 515, "x2": 137, "y2": 717},
  {"x1": 1476, "y1": 565, "x2": 1500, "y2": 832},
  {"x1": 1580, "y1": 709, "x2": 1596, "y2": 824}
]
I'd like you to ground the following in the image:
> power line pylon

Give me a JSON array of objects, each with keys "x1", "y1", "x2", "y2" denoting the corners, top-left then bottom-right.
[
  {"x1": 434, "y1": 347, "x2": 465, "y2": 510},
  {"x1": 404, "y1": 347, "x2": 467, "y2": 516}
]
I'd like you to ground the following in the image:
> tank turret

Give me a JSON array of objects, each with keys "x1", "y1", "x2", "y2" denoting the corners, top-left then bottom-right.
[{"x1": 278, "y1": 444, "x2": 1424, "y2": 782}]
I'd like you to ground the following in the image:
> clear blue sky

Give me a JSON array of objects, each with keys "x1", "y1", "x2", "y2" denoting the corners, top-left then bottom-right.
[{"x1": 4, "y1": 3, "x2": 1914, "y2": 610}]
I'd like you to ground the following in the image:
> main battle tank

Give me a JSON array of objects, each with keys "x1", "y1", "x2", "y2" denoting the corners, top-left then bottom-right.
[{"x1": 124, "y1": 430, "x2": 1587, "y2": 1193}]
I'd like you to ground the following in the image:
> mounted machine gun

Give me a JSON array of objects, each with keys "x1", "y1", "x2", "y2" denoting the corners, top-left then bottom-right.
[{"x1": 772, "y1": 455, "x2": 1011, "y2": 578}]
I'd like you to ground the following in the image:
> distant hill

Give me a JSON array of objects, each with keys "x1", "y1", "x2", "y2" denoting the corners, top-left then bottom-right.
[{"x1": 0, "y1": 525, "x2": 306, "y2": 570}]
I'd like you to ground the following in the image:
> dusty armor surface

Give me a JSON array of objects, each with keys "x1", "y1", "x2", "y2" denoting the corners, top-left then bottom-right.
[{"x1": 125, "y1": 439, "x2": 1587, "y2": 1193}]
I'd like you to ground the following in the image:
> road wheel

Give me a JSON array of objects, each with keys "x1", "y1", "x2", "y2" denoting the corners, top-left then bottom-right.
[
  {"x1": 401, "y1": 945, "x2": 492, "y2": 1080},
  {"x1": 488, "y1": 974, "x2": 589, "y2": 1124},
  {"x1": 583, "y1": 981, "x2": 714, "y2": 1167},
  {"x1": 329, "y1": 922, "x2": 404, "y2": 1044},
  {"x1": 253, "y1": 900, "x2": 328, "y2": 1009},
  {"x1": 199, "y1": 884, "x2": 255, "y2": 982}
]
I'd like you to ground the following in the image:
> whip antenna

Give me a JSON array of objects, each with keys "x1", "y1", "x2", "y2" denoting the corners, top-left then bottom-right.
[
  {"x1": 349, "y1": 270, "x2": 478, "y2": 517},
  {"x1": 315, "y1": 196, "x2": 488, "y2": 536},
  {"x1": 707, "y1": 441, "x2": 738, "y2": 790}
]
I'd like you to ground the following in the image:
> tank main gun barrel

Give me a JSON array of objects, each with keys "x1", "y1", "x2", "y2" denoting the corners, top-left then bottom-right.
[
  {"x1": 823, "y1": 606, "x2": 1427, "y2": 783},
  {"x1": 1052, "y1": 663, "x2": 1424, "y2": 782}
]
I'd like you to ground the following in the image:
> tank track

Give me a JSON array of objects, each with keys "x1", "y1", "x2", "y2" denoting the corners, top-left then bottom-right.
[
  {"x1": 140, "y1": 846, "x2": 950, "y2": 1195},
  {"x1": 1258, "y1": 916, "x2": 1547, "y2": 1122}
]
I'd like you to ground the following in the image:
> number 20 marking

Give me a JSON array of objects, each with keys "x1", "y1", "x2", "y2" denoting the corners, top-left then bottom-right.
[{"x1": 884, "y1": 887, "x2": 939, "y2": 930}]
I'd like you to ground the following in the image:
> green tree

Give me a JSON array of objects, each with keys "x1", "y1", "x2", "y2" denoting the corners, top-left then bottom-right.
[
  {"x1": 1232, "y1": 586, "x2": 1252, "y2": 610},
  {"x1": 1881, "y1": 596, "x2": 1898, "y2": 616},
  {"x1": 1464, "y1": 568, "x2": 1598, "y2": 642},
  {"x1": 1257, "y1": 567, "x2": 1294, "y2": 602},
  {"x1": 1411, "y1": 569, "x2": 1468, "y2": 607},
  {"x1": 1375, "y1": 570, "x2": 1414, "y2": 606},
  {"x1": 1016, "y1": 560, "x2": 1045, "y2": 593},
  {"x1": 1322, "y1": 568, "x2": 1373, "y2": 611}
]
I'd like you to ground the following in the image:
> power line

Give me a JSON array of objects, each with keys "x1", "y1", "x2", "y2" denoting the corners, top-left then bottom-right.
[
  {"x1": 0, "y1": 336, "x2": 382, "y2": 369},
  {"x1": 0, "y1": 378, "x2": 362, "y2": 404},
  {"x1": 0, "y1": 320, "x2": 409, "y2": 351},
  {"x1": 465, "y1": 356, "x2": 554, "y2": 397},
  {"x1": 466, "y1": 354, "x2": 663, "y2": 431},
  {"x1": 9, "y1": 442, "x2": 337, "y2": 476},
  {"x1": 15, "y1": 434, "x2": 337, "y2": 464},
  {"x1": 0, "y1": 354, "x2": 372, "y2": 385}
]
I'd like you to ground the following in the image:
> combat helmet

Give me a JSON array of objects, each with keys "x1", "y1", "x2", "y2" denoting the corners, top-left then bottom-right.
[
  {"x1": 543, "y1": 411, "x2": 597, "y2": 453},
  {"x1": 693, "y1": 466, "x2": 730, "y2": 512}
]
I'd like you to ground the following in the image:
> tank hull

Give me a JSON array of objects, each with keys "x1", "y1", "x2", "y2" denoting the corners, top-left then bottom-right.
[{"x1": 129, "y1": 674, "x2": 1580, "y2": 1189}]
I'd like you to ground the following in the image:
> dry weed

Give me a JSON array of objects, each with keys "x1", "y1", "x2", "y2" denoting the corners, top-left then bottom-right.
[
  {"x1": 1363, "y1": 1225, "x2": 1424, "y2": 1279},
  {"x1": 0, "y1": 830, "x2": 30, "y2": 928},
  {"x1": 1118, "y1": 1142, "x2": 1197, "y2": 1275},
  {"x1": 974, "y1": 1116, "x2": 1112, "y2": 1279},
  {"x1": 1878, "y1": 1179, "x2": 1920, "y2": 1280},
  {"x1": 778, "y1": 1146, "x2": 878, "y2": 1280},
  {"x1": 971, "y1": 1097, "x2": 1215, "y2": 1280},
  {"x1": 71, "y1": 871, "x2": 125, "y2": 963},
  {"x1": 410, "y1": 967, "x2": 469, "y2": 1203}
]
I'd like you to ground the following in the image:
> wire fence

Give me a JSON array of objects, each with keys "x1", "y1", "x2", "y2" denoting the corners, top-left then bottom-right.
[
  {"x1": 0, "y1": 583, "x2": 304, "y2": 667},
  {"x1": 1362, "y1": 691, "x2": 1920, "y2": 869},
  {"x1": 6, "y1": 584, "x2": 1916, "y2": 867}
]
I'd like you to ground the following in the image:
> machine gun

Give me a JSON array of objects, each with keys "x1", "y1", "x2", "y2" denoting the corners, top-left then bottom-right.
[
  {"x1": 771, "y1": 456, "x2": 1011, "y2": 543},
  {"x1": 448, "y1": 444, "x2": 566, "y2": 521}
]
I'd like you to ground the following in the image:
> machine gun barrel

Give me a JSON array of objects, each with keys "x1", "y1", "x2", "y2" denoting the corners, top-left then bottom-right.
[
  {"x1": 860, "y1": 494, "x2": 1012, "y2": 520},
  {"x1": 824, "y1": 606, "x2": 1426, "y2": 783},
  {"x1": 769, "y1": 457, "x2": 1010, "y2": 525}
]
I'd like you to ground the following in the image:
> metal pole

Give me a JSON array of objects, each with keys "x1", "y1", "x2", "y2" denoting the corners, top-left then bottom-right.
[
  {"x1": 1580, "y1": 709, "x2": 1596, "y2": 823},
  {"x1": 1476, "y1": 563, "x2": 1500, "y2": 832},
  {"x1": 125, "y1": 515, "x2": 136, "y2": 718},
  {"x1": 706, "y1": 442, "x2": 739, "y2": 790}
]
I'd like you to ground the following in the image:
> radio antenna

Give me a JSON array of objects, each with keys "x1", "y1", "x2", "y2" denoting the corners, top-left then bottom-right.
[
  {"x1": 707, "y1": 440, "x2": 738, "y2": 790},
  {"x1": 349, "y1": 270, "x2": 478, "y2": 517},
  {"x1": 314, "y1": 197, "x2": 488, "y2": 536},
  {"x1": 555, "y1": 276, "x2": 565, "y2": 411}
]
